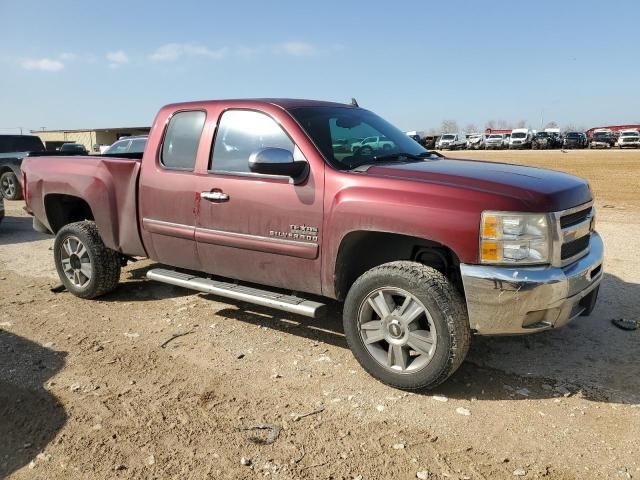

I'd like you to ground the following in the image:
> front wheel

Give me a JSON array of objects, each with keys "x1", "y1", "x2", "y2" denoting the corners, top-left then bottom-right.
[
  {"x1": 343, "y1": 261, "x2": 470, "y2": 390},
  {"x1": 1, "y1": 172, "x2": 22, "y2": 200},
  {"x1": 54, "y1": 221, "x2": 121, "y2": 299}
]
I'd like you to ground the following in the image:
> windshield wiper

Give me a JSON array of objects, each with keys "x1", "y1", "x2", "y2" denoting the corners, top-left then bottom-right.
[
  {"x1": 372, "y1": 151, "x2": 431, "y2": 162},
  {"x1": 350, "y1": 151, "x2": 435, "y2": 171}
]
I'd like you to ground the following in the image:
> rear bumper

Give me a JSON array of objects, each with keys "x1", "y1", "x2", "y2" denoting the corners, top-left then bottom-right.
[{"x1": 460, "y1": 232, "x2": 604, "y2": 335}]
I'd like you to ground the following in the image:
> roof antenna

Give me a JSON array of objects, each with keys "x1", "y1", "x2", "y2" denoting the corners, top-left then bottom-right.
[{"x1": 350, "y1": 97, "x2": 359, "y2": 107}]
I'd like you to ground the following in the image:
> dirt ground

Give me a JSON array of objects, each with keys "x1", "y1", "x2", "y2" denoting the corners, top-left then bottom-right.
[{"x1": 1, "y1": 149, "x2": 639, "y2": 480}]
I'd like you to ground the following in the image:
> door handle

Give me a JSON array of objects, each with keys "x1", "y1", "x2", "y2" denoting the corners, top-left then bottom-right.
[{"x1": 201, "y1": 190, "x2": 229, "y2": 202}]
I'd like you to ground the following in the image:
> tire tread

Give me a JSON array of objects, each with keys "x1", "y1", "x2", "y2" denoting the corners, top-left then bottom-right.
[
  {"x1": 344, "y1": 261, "x2": 470, "y2": 390},
  {"x1": 54, "y1": 221, "x2": 120, "y2": 299}
]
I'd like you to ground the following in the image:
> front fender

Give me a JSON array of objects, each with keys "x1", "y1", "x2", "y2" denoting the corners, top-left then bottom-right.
[{"x1": 321, "y1": 182, "x2": 487, "y2": 298}]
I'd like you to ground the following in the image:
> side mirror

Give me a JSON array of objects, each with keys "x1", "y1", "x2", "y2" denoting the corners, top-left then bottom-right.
[{"x1": 248, "y1": 148, "x2": 307, "y2": 178}]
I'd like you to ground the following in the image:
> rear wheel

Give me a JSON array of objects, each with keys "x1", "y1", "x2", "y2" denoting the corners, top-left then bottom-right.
[
  {"x1": 343, "y1": 261, "x2": 470, "y2": 390},
  {"x1": 1, "y1": 172, "x2": 22, "y2": 200},
  {"x1": 54, "y1": 221, "x2": 121, "y2": 299}
]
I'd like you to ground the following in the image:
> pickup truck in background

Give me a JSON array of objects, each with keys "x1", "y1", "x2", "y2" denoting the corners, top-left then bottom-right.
[
  {"x1": 350, "y1": 135, "x2": 395, "y2": 153},
  {"x1": 589, "y1": 129, "x2": 617, "y2": 149},
  {"x1": 617, "y1": 129, "x2": 640, "y2": 148},
  {"x1": 485, "y1": 133, "x2": 506, "y2": 149},
  {"x1": 0, "y1": 134, "x2": 46, "y2": 200},
  {"x1": 22, "y1": 99, "x2": 604, "y2": 390}
]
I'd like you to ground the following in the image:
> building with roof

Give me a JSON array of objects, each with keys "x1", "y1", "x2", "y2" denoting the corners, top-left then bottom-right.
[{"x1": 32, "y1": 126, "x2": 150, "y2": 152}]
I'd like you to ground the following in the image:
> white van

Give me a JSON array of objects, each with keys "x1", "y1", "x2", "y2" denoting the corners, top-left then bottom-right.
[
  {"x1": 437, "y1": 132, "x2": 467, "y2": 150},
  {"x1": 509, "y1": 128, "x2": 533, "y2": 149}
]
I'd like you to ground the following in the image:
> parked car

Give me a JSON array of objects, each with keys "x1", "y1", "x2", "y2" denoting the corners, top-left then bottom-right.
[
  {"x1": 502, "y1": 133, "x2": 511, "y2": 148},
  {"x1": 0, "y1": 134, "x2": 46, "y2": 200},
  {"x1": 350, "y1": 135, "x2": 395, "y2": 153},
  {"x1": 437, "y1": 132, "x2": 467, "y2": 150},
  {"x1": 485, "y1": 133, "x2": 506, "y2": 150},
  {"x1": 509, "y1": 128, "x2": 533, "y2": 149},
  {"x1": 103, "y1": 135, "x2": 148, "y2": 156},
  {"x1": 589, "y1": 129, "x2": 617, "y2": 149},
  {"x1": 563, "y1": 132, "x2": 588, "y2": 149},
  {"x1": 466, "y1": 134, "x2": 486, "y2": 150},
  {"x1": 22, "y1": 98, "x2": 603, "y2": 391},
  {"x1": 617, "y1": 129, "x2": 640, "y2": 148},
  {"x1": 532, "y1": 131, "x2": 561, "y2": 149},
  {"x1": 59, "y1": 143, "x2": 89, "y2": 155}
]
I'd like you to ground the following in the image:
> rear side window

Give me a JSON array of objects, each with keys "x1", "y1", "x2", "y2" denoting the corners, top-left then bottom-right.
[
  {"x1": 210, "y1": 110, "x2": 294, "y2": 174},
  {"x1": 161, "y1": 111, "x2": 206, "y2": 170},
  {"x1": 106, "y1": 139, "x2": 131, "y2": 155},
  {"x1": 129, "y1": 138, "x2": 147, "y2": 153}
]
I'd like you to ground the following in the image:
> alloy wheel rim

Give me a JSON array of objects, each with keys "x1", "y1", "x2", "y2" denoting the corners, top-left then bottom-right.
[
  {"x1": 60, "y1": 236, "x2": 92, "y2": 288},
  {"x1": 1, "y1": 176, "x2": 15, "y2": 198},
  {"x1": 357, "y1": 287, "x2": 437, "y2": 374}
]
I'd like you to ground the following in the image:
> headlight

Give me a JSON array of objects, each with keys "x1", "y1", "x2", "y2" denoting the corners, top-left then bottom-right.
[{"x1": 480, "y1": 212, "x2": 551, "y2": 265}]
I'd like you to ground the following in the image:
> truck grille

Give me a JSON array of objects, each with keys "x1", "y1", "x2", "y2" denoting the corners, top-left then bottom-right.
[
  {"x1": 561, "y1": 235, "x2": 590, "y2": 260},
  {"x1": 558, "y1": 205, "x2": 593, "y2": 264},
  {"x1": 560, "y1": 207, "x2": 591, "y2": 228}
]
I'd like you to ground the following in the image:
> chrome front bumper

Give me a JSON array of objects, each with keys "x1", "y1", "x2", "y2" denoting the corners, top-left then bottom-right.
[{"x1": 460, "y1": 232, "x2": 604, "y2": 335}]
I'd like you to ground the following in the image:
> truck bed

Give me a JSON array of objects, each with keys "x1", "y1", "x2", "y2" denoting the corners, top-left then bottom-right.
[{"x1": 21, "y1": 154, "x2": 146, "y2": 257}]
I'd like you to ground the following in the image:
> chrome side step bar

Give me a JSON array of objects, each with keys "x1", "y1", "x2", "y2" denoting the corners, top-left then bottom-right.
[{"x1": 146, "y1": 268, "x2": 327, "y2": 318}]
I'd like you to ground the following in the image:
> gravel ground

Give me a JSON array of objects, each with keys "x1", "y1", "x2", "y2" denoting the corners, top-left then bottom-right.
[{"x1": 1, "y1": 150, "x2": 639, "y2": 479}]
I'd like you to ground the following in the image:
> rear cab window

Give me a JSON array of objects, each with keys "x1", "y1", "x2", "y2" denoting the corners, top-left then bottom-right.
[{"x1": 161, "y1": 111, "x2": 206, "y2": 170}]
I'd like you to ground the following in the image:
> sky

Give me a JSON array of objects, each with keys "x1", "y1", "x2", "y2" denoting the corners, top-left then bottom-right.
[{"x1": 1, "y1": 0, "x2": 639, "y2": 134}]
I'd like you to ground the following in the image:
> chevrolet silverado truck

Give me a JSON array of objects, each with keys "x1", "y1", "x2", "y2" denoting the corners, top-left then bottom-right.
[{"x1": 21, "y1": 99, "x2": 604, "y2": 390}]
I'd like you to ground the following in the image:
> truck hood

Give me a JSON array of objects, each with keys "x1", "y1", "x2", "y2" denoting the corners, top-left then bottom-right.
[{"x1": 364, "y1": 157, "x2": 591, "y2": 211}]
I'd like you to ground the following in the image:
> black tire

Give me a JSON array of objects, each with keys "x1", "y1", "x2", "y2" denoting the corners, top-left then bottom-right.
[
  {"x1": 343, "y1": 261, "x2": 470, "y2": 390},
  {"x1": 53, "y1": 221, "x2": 121, "y2": 299},
  {"x1": 1, "y1": 171, "x2": 23, "y2": 200}
]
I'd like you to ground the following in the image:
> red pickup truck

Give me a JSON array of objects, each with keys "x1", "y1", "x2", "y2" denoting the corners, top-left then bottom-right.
[{"x1": 21, "y1": 99, "x2": 603, "y2": 390}]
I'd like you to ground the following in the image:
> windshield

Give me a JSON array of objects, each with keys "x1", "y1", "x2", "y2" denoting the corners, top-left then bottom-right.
[
  {"x1": 536, "y1": 132, "x2": 549, "y2": 138},
  {"x1": 511, "y1": 132, "x2": 527, "y2": 139},
  {"x1": 593, "y1": 132, "x2": 610, "y2": 138},
  {"x1": 441, "y1": 134, "x2": 456, "y2": 140},
  {"x1": 621, "y1": 132, "x2": 639, "y2": 137},
  {"x1": 566, "y1": 133, "x2": 580, "y2": 138},
  {"x1": 488, "y1": 134, "x2": 502, "y2": 139},
  {"x1": 289, "y1": 106, "x2": 430, "y2": 170}
]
